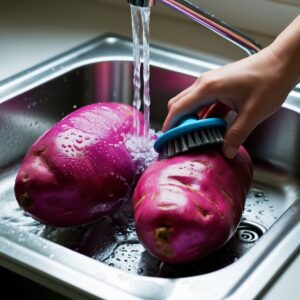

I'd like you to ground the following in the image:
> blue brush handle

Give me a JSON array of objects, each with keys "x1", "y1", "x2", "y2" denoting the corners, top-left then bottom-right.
[
  {"x1": 154, "y1": 115, "x2": 226, "y2": 152},
  {"x1": 175, "y1": 115, "x2": 199, "y2": 127}
]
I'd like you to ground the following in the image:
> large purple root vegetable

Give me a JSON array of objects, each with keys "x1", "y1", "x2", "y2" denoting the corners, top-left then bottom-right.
[
  {"x1": 132, "y1": 148, "x2": 252, "y2": 264},
  {"x1": 15, "y1": 102, "x2": 143, "y2": 227}
]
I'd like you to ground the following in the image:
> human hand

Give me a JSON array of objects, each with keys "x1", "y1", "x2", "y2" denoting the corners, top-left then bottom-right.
[
  {"x1": 163, "y1": 15, "x2": 300, "y2": 159},
  {"x1": 163, "y1": 46, "x2": 294, "y2": 159}
]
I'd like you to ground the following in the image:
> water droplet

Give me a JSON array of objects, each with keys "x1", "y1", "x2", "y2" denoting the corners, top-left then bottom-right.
[
  {"x1": 137, "y1": 268, "x2": 143, "y2": 274},
  {"x1": 255, "y1": 192, "x2": 264, "y2": 197}
]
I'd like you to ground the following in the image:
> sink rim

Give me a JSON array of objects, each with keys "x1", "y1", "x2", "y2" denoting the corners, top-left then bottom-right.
[
  {"x1": 1, "y1": 200, "x2": 300, "y2": 300},
  {"x1": 0, "y1": 34, "x2": 300, "y2": 300}
]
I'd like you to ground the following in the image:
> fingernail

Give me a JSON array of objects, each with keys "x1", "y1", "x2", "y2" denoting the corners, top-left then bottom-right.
[{"x1": 224, "y1": 146, "x2": 237, "y2": 159}]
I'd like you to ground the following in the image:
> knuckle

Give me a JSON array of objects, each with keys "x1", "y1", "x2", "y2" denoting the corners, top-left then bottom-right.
[
  {"x1": 200, "y1": 76, "x2": 218, "y2": 93},
  {"x1": 170, "y1": 102, "x2": 181, "y2": 113},
  {"x1": 168, "y1": 98, "x2": 175, "y2": 108}
]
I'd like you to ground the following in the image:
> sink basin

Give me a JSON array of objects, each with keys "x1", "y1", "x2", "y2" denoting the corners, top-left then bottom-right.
[{"x1": 1, "y1": 35, "x2": 300, "y2": 300}]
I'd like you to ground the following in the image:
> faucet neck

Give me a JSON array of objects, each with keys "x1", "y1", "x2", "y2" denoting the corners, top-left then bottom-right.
[
  {"x1": 127, "y1": 0, "x2": 261, "y2": 55},
  {"x1": 159, "y1": 0, "x2": 261, "y2": 55}
]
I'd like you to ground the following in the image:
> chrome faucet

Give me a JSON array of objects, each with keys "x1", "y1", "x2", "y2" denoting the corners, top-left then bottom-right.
[{"x1": 128, "y1": 0, "x2": 261, "y2": 55}]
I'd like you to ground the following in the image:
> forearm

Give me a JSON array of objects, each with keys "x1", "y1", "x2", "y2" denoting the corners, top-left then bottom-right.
[{"x1": 270, "y1": 15, "x2": 300, "y2": 86}]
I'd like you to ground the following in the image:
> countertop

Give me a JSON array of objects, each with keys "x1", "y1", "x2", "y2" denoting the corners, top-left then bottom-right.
[{"x1": 0, "y1": 0, "x2": 299, "y2": 299}]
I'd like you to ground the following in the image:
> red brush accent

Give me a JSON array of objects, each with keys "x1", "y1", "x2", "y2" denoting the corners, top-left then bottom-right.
[{"x1": 198, "y1": 102, "x2": 231, "y2": 119}]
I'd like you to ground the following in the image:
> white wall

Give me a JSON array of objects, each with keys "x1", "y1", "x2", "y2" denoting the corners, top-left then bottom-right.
[{"x1": 1, "y1": 0, "x2": 298, "y2": 81}]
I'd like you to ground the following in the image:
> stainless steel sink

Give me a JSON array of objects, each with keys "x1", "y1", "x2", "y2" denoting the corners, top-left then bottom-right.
[{"x1": 1, "y1": 35, "x2": 300, "y2": 300}]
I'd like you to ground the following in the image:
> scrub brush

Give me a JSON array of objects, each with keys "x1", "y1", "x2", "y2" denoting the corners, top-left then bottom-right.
[{"x1": 154, "y1": 116, "x2": 227, "y2": 159}]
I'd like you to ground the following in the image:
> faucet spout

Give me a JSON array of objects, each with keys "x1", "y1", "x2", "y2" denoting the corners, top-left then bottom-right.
[
  {"x1": 128, "y1": 0, "x2": 156, "y2": 7},
  {"x1": 128, "y1": 0, "x2": 261, "y2": 55}
]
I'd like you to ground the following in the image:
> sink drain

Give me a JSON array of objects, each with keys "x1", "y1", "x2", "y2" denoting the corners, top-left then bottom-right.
[{"x1": 237, "y1": 220, "x2": 266, "y2": 243}]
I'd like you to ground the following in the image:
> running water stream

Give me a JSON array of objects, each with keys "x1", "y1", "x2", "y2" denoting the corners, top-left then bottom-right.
[
  {"x1": 130, "y1": 6, "x2": 142, "y2": 135},
  {"x1": 126, "y1": 5, "x2": 158, "y2": 174},
  {"x1": 130, "y1": 5, "x2": 151, "y2": 140}
]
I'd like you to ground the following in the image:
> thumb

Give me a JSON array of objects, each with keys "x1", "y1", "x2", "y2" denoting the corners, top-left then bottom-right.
[{"x1": 222, "y1": 109, "x2": 257, "y2": 159}]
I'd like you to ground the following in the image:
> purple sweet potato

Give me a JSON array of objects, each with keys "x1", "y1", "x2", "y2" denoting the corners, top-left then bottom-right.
[
  {"x1": 132, "y1": 148, "x2": 252, "y2": 264},
  {"x1": 15, "y1": 102, "x2": 143, "y2": 227}
]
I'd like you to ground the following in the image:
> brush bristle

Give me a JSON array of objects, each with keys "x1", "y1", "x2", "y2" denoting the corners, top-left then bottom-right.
[{"x1": 162, "y1": 127, "x2": 225, "y2": 159}]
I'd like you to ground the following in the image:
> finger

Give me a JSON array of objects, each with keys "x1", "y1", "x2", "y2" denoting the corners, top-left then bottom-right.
[
  {"x1": 168, "y1": 86, "x2": 194, "y2": 111},
  {"x1": 163, "y1": 91, "x2": 199, "y2": 131},
  {"x1": 222, "y1": 107, "x2": 258, "y2": 159},
  {"x1": 162, "y1": 89, "x2": 216, "y2": 132}
]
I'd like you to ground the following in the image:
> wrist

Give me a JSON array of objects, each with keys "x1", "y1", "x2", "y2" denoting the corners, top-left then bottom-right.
[{"x1": 269, "y1": 15, "x2": 300, "y2": 87}]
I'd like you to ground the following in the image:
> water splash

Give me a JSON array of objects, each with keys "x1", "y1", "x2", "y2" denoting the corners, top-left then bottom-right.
[{"x1": 125, "y1": 129, "x2": 158, "y2": 176}]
